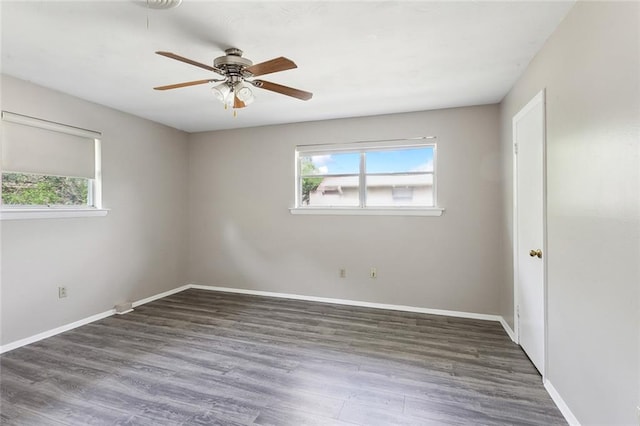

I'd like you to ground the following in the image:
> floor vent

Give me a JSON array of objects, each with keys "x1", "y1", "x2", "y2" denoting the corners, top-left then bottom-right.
[{"x1": 114, "y1": 302, "x2": 134, "y2": 315}]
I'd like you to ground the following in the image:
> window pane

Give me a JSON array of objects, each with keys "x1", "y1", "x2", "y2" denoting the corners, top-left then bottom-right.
[
  {"x1": 365, "y1": 173, "x2": 433, "y2": 207},
  {"x1": 2, "y1": 172, "x2": 89, "y2": 206},
  {"x1": 302, "y1": 175, "x2": 360, "y2": 207},
  {"x1": 300, "y1": 152, "x2": 360, "y2": 176},
  {"x1": 366, "y1": 147, "x2": 433, "y2": 174},
  {"x1": 296, "y1": 142, "x2": 436, "y2": 209}
]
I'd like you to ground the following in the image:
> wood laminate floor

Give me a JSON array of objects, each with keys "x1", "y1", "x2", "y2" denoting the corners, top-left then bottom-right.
[{"x1": 1, "y1": 289, "x2": 566, "y2": 425}]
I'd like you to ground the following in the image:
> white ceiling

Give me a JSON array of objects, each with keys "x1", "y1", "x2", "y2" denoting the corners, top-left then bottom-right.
[{"x1": 1, "y1": 1, "x2": 575, "y2": 133}]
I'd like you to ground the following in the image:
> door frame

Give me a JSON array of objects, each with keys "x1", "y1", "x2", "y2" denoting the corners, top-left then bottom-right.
[{"x1": 512, "y1": 89, "x2": 548, "y2": 378}]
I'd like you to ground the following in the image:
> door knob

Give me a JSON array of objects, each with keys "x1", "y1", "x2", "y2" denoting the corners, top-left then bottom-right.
[{"x1": 529, "y1": 249, "x2": 542, "y2": 259}]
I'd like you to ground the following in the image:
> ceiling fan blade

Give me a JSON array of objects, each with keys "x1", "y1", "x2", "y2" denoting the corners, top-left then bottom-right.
[
  {"x1": 156, "y1": 51, "x2": 222, "y2": 74},
  {"x1": 154, "y1": 79, "x2": 216, "y2": 90},
  {"x1": 244, "y1": 57, "x2": 297, "y2": 77},
  {"x1": 233, "y1": 96, "x2": 246, "y2": 109},
  {"x1": 252, "y1": 80, "x2": 313, "y2": 101}
]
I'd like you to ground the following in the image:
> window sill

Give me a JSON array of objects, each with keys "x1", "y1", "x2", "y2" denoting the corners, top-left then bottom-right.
[
  {"x1": 289, "y1": 207, "x2": 445, "y2": 216},
  {"x1": 0, "y1": 208, "x2": 109, "y2": 221}
]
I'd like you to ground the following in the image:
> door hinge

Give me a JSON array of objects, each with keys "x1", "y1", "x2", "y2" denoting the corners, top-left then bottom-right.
[
  {"x1": 514, "y1": 142, "x2": 518, "y2": 154},
  {"x1": 517, "y1": 305, "x2": 520, "y2": 318}
]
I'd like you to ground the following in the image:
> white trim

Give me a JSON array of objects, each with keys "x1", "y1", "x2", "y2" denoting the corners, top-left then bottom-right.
[
  {"x1": 0, "y1": 309, "x2": 114, "y2": 354},
  {"x1": 189, "y1": 284, "x2": 501, "y2": 322},
  {"x1": 499, "y1": 317, "x2": 517, "y2": 342},
  {"x1": 295, "y1": 139, "x2": 439, "y2": 212},
  {"x1": 512, "y1": 123, "x2": 519, "y2": 343},
  {"x1": 289, "y1": 207, "x2": 444, "y2": 216},
  {"x1": 0, "y1": 284, "x2": 190, "y2": 354},
  {"x1": 0, "y1": 208, "x2": 109, "y2": 220},
  {"x1": 512, "y1": 89, "x2": 548, "y2": 377},
  {"x1": 131, "y1": 284, "x2": 190, "y2": 308},
  {"x1": 0, "y1": 283, "x2": 515, "y2": 358},
  {"x1": 1, "y1": 111, "x2": 102, "y2": 139},
  {"x1": 432, "y1": 144, "x2": 439, "y2": 206},
  {"x1": 93, "y1": 139, "x2": 103, "y2": 209},
  {"x1": 294, "y1": 150, "x2": 301, "y2": 207},
  {"x1": 296, "y1": 136, "x2": 436, "y2": 153},
  {"x1": 541, "y1": 90, "x2": 549, "y2": 382},
  {"x1": 544, "y1": 379, "x2": 581, "y2": 426},
  {"x1": 359, "y1": 152, "x2": 366, "y2": 208}
]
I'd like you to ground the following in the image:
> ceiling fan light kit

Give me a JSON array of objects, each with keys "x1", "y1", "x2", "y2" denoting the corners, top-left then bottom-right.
[
  {"x1": 211, "y1": 83, "x2": 231, "y2": 104},
  {"x1": 235, "y1": 83, "x2": 255, "y2": 104},
  {"x1": 154, "y1": 48, "x2": 312, "y2": 115}
]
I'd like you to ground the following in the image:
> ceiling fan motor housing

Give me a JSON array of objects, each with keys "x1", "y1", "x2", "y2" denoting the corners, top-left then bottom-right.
[{"x1": 214, "y1": 48, "x2": 254, "y2": 81}]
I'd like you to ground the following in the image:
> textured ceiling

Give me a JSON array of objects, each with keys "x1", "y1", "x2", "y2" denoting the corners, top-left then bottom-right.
[{"x1": 0, "y1": 1, "x2": 575, "y2": 133}]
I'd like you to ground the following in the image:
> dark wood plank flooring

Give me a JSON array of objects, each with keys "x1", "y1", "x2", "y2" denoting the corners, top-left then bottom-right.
[{"x1": 1, "y1": 289, "x2": 566, "y2": 425}]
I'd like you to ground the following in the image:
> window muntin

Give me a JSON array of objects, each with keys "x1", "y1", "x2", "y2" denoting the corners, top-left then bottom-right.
[{"x1": 296, "y1": 140, "x2": 436, "y2": 209}]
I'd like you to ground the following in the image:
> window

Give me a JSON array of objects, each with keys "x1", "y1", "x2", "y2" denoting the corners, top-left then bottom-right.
[
  {"x1": 0, "y1": 111, "x2": 106, "y2": 220},
  {"x1": 294, "y1": 138, "x2": 443, "y2": 216}
]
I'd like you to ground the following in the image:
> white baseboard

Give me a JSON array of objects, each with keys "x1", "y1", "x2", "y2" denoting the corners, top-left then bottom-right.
[
  {"x1": 1, "y1": 282, "x2": 577, "y2": 426},
  {"x1": 1, "y1": 283, "x2": 516, "y2": 355},
  {"x1": 499, "y1": 317, "x2": 517, "y2": 342},
  {"x1": 196, "y1": 284, "x2": 519, "y2": 344},
  {"x1": 0, "y1": 309, "x2": 115, "y2": 354},
  {"x1": 131, "y1": 284, "x2": 190, "y2": 308},
  {"x1": 544, "y1": 379, "x2": 581, "y2": 426},
  {"x1": 0, "y1": 284, "x2": 191, "y2": 354},
  {"x1": 189, "y1": 284, "x2": 505, "y2": 323}
]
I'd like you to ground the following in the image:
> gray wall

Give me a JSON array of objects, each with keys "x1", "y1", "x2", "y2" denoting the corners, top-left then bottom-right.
[
  {"x1": 0, "y1": 75, "x2": 190, "y2": 346},
  {"x1": 188, "y1": 105, "x2": 505, "y2": 315},
  {"x1": 498, "y1": 1, "x2": 640, "y2": 424}
]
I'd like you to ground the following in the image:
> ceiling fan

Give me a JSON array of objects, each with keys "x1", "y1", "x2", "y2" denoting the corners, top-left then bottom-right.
[{"x1": 154, "y1": 48, "x2": 313, "y2": 110}]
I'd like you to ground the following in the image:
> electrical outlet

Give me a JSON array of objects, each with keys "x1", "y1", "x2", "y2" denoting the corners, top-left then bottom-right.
[
  {"x1": 339, "y1": 268, "x2": 346, "y2": 278},
  {"x1": 58, "y1": 286, "x2": 67, "y2": 298},
  {"x1": 370, "y1": 267, "x2": 377, "y2": 279}
]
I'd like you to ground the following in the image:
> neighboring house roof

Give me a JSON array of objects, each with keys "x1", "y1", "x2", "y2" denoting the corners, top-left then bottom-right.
[{"x1": 317, "y1": 174, "x2": 433, "y2": 191}]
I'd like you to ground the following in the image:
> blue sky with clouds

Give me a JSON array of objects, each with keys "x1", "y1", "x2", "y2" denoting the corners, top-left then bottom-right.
[{"x1": 305, "y1": 147, "x2": 434, "y2": 175}]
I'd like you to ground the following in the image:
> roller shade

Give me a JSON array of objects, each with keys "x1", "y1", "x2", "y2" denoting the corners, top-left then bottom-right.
[{"x1": 1, "y1": 112, "x2": 100, "y2": 179}]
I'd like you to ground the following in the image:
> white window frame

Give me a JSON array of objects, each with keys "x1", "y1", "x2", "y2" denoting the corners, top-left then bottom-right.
[
  {"x1": 0, "y1": 112, "x2": 108, "y2": 220},
  {"x1": 291, "y1": 137, "x2": 444, "y2": 216}
]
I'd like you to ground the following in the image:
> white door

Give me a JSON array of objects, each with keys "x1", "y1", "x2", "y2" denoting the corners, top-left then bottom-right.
[{"x1": 513, "y1": 90, "x2": 546, "y2": 376}]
